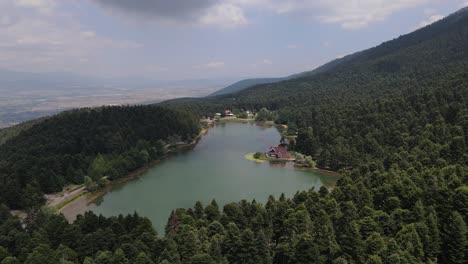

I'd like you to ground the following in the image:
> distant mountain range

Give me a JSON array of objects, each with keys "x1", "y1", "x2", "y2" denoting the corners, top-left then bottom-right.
[
  {"x1": 209, "y1": 49, "x2": 363, "y2": 96},
  {"x1": 210, "y1": 7, "x2": 468, "y2": 98}
]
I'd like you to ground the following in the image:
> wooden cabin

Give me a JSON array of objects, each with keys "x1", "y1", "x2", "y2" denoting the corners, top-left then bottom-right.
[{"x1": 267, "y1": 146, "x2": 290, "y2": 159}]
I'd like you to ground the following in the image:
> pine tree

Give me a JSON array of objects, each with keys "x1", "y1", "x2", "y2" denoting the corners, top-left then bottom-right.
[
  {"x1": 441, "y1": 211, "x2": 467, "y2": 263},
  {"x1": 254, "y1": 230, "x2": 272, "y2": 264},
  {"x1": 159, "y1": 239, "x2": 181, "y2": 264},
  {"x1": 425, "y1": 210, "x2": 440, "y2": 259},
  {"x1": 194, "y1": 201, "x2": 204, "y2": 220},
  {"x1": 112, "y1": 248, "x2": 129, "y2": 264},
  {"x1": 174, "y1": 225, "x2": 200, "y2": 262},
  {"x1": 25, "y1": 244, "x2": 58, "y2": 264},
  {"x1": 22, "y1": 181, "x2": 46, "y2": 208},
  {"x1": 204, "y1": 200, "x2": 220, "y2": 222},
  {"x1": 134, "y1": 252, "x2": 155, "y2": 264},
  {"x1": 238, "y1": 229, "x2": 257, "y2": 264},
  {"x1": 396, "y1": 224, "x2": 423, "y2": 261},
  {"x1": 313, "y1": 210, "x2": 340, "y2": 261},
  {"x1": 337, "y1": 221, "x2": 364, "y2": 262},
  {"x1": 223, "y1": 223, "x2": 241, "y2": 264},
  {"x1": 365, "y1": 232, "x2": 385, "y2": 256},
  {"x1": 209, "y1": 234, "x2": 228, "y2": 264},
  {"x1": 291, "y1": 234, "x2": 320, "y2": 264}
]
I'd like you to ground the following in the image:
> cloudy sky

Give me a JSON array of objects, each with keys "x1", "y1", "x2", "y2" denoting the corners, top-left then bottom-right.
[{"x1": 0, "y1": 0, "x2": 466, "y2": 80}]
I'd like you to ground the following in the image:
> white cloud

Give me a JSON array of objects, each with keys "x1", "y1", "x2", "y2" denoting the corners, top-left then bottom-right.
[
  {"x1": 94, "y1": 0, "x2": 247, "y2": 29},
  {"x1": 0, "y1": 0, "x2": 140, "y2": 73},
  {"x1": 315, "y1": 0, "x2": 429, "y2": 29},
  {"x1": 417, "y1": 14, "x2": 444, "y2": 28},
  {"x1": 232, "y1": 0, "x2": 430, "y2": 30},
  {"x1": 194, "y1": 61, "x2": 226, "y2": 69},
  {"x1": 199, "y1": 3, "x2": 248, "y2": 28},
  {"x1": 93, "y1": 0, "x2": 433, "y2": 30}
]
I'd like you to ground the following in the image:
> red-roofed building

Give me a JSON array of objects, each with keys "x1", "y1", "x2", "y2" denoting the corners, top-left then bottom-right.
[
  {"x1": 222, "y1": 109, "x2": 235, "y2": 118},
  {"x1": 267, "y1": 146, "x2": 290, "y2": 159}
]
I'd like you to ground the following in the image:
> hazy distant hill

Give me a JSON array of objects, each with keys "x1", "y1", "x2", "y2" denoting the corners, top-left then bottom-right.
[
  {"x1": 210, "y1": 77, "x2": 286, "y2": 96},
  {"x1": 159, "y1": 8, "x2": 468, "y2": 263},
  {"x1": 209, "y1": 52, "x2": 364, "y2": 96},
  {"x1": 163, "y1": 5, "x2": 468, "y2": 169},
  {"x1": 170, "y1": 6, "x2": 468, "y2": 113}
]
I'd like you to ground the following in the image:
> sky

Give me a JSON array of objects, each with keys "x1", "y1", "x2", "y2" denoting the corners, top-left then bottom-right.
[{"x1": 0, "y1": 0, "x2": 467, "y2": 80}]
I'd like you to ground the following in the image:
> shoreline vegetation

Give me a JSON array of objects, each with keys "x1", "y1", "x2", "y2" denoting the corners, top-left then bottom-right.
[
  {"x1": 244, "y1": 152, "x2": 340, "y2": 177},
  {"x1": 52, "y1": 119, "x2": 338, "y2": 219},
  {"x1": 48, "y1": 126, "x2": 210, "y2": 215}
]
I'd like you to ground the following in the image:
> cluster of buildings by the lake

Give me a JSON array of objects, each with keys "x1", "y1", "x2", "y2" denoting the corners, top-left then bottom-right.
[
  {"x1": 213, "y1": 109, "x2": 253, "y2": 118},
  {"x1": 204, "y1": 109, "x2": 315, "y2": 168}
]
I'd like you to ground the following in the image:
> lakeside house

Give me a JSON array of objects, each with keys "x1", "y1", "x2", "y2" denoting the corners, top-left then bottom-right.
[
  {"x1": 267, "y1": 146, "x2": 290, "y2": 159},
  {"x1": 223, "y1": 110, "x2": 236, "y2": 118}
]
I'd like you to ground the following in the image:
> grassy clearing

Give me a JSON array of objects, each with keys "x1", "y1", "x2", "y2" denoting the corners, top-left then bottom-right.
[{"x1": 244, "y1": 153, "x2": 268, "y2": 163}]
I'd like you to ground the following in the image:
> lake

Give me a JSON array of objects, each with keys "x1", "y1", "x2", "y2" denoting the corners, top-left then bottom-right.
[{"x1": 62, "y1": 122, "x2": 337, "y2": 234}]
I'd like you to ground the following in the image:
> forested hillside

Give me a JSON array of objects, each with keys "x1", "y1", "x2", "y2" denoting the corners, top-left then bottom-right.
[
  {"x1": 163, "y1": 7, "x2": 468, "y2": 171},
  {"x1": 0, "y1": 106, "x2": 200, "y2": 209},
  {"x1": 0, "y1": 6, "x2": 466, "y2": 264},
  {"x1": 155, "y1": 8, "x2": 468, "y2": 263}
]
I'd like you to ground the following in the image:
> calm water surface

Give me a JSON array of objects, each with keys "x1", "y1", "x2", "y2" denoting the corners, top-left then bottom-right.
[{"x1": 64, "y1": 123, "x2": 336, "y2": 234}]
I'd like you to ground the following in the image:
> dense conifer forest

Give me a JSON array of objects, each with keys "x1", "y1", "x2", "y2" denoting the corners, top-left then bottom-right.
[
  {"x1": 0, "y1": 6, "x2": 466, "y2": 264},
  {"x1": 0, "y1": 106, "x2": 200, "y2": 209}
]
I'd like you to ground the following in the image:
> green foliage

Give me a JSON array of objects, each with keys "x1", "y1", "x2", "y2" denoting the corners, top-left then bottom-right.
[
  {"x1": 88, "y1": 154, "x2": 108, "y2": 181},
  {"x1": 84, "y1": 176, "x2": 97, "y2": 192},
  {"x1": 0, "y1": 257, "x2": 20, "y2": 264},
  {"x1": 441, "y1": 212, "x2": 467, "y2": 263},
  {"x1": 0, "y1": 247, "x2": 9, "y2": 262},
  {"x1": 253, "y1": 152, "x2": 262, "y2": 159},
  {"x1": 0, "y1": 105, "x2": 200, "y2": 209},
  {"x1": 25, "y1": 244, "x2": 58, "y2": 264},
  {"x1": 304, "y1": 156, "x2": 316, "y2": 168},
  {"x1": 255, "y1": 108, "x2": 277, "y2": 122},
  {"x1": 0, "y1": 210, "x2": 161, "y2": 263},
  {"x1": 238, "y1": 112, "x2": 248, "y2": 119},
  {"x1": 0, "y1": 5, "x2": 467, "y2": 264}
]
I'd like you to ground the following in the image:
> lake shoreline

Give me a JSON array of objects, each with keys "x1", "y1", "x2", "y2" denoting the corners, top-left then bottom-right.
[
  {"x1": 56, "y1": 126, "x2": 210, "y2": 217},
  {"x1": 57, "y1": 121, "x2": 337, "y2": 231},
  {"x1": 244, "y1": 152, "x2": 340, "y2": 177}
]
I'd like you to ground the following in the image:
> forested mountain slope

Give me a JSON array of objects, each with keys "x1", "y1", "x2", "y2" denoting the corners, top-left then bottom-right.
[
  {"x1": 0, "y1": 7, "x2": 466, "y2": 264},
  {"x1": 210, "y1": 78, "x2": 287, "y2": 96},
  {"x1": 0, "y1": 106, "x2": 200, "y2": 209},
  {"x1": 208, "y1": 55, "x2": 353, "y2": 96},
  {"x1": 153, "y1": 8, "x2": 468, "y2": 263},
  {"x1": 163, "y1": 8, "x2": 468, "y2": 170}
]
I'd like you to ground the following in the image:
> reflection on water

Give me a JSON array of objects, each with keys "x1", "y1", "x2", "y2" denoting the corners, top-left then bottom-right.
[{"x1": 62, "y1": 122, "x2": 338, "y2": 234}]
